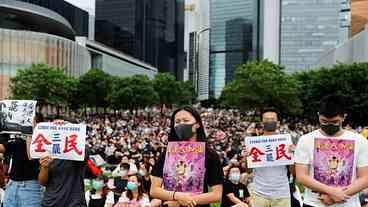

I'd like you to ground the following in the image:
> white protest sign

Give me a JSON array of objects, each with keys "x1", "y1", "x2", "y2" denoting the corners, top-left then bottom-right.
[
  {"x1": 30, "y1": 122, "x2": 86, "y2": 161},
  {"x1": 245, "y1": 134, "x2": 293, "y2": 168},
  {"x1": 0, "y1": 100, "x2": 36, "y2": 133}
]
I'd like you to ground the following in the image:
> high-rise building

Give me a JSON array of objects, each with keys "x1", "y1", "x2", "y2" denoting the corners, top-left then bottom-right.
[
  {"x1": 280, "y1": 0, "x2": 351, "y2": 72},
  {"x1": 185, "y1": 0, "x2": 210, "y2": 100},
  {"x1": 206, "y1": 0, "x2": 351, "y2": 100},
  {"x1": 95, "y1": 0, "x2": 185, "y2": 80},
  {"x1": 315, "y1": 0, "x2": 368, "y2": 68},
  {"x1": 0, "y1": 0, "x2": 158, "y2": 99},
  {"x1": 209, "y1": 0, "x2": 260, "y2": 98}
]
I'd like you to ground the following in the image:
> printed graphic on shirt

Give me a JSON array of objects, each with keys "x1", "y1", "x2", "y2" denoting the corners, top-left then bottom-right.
[
  {"x1": 163, "y1": 142, "x2": 206, "y2": 194},
  {"x1": 313, "y1": 138, "x2": 355, "y2": 187}
]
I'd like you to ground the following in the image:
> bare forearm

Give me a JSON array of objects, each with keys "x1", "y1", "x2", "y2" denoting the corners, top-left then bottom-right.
[
  {"x1": 26, "y1": 137, "x2": 32, "y2": 160},
  {"x1": 38, "y1": 167, "x2": 49, "y2": 186},
  {"x1": 228, "y1": 195, "x2": 243, "y2": 204},
  {"x1": 0, "y1": 144, "x2": 5, "y2": 153},
  {"x1": 297, "y1": 174, "x2": 331, "y2": 194},
  {"x1": 150, "y1": 187, "x2": 174, "y2": 201},
  {"x1": 345, "y1": 177, "x2": 368, "y2": 196},
  {"x1": 193, "y1": 191, "x2": 222, "y2": 205}
]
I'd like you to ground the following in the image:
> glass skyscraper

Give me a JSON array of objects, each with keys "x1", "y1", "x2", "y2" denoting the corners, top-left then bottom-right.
[
  {"x1": 95, "y1": 0, "x2": 185, "y2": 80},
  {"x1": 209, "y1": 0, "x2": 260, "y2": 98},
  {"x1": 280, "y1": 0, "x2": 351, "y2": 72}
]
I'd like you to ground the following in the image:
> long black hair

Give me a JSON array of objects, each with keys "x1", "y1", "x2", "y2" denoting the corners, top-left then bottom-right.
[
  {"x1": 126, "y1": 174, "x2": 145, "y2": 201},
  {"x1": 169, "y1": 106, "x2": 207, "y2": 142}
]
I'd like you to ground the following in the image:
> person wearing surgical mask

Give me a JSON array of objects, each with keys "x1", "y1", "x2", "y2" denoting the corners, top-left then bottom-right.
[
  {"x1": 151, "y1": 106, "x2": 223, "y2": 207},
  {"x1": 221, "y1": 166, "x2": 250, "y2": 207},
  {"x1": 85, "y1": 177, "x2": 115, "y2": 207},
  {"x1": 244, "y1": 107, "x2": 295, "y2": 207},
  {"x1": 114, "y1": 174, "x2": 150, "y2": 207},
  {"x1": 295, "y1": 95, "x2": 368, "y2": 207}
]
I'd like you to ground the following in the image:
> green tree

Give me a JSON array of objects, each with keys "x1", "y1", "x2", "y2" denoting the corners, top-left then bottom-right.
[
  {"x1": 177, "y1": 81, "x2": 196, "y2": 105},
  {"x1": 294, "y1": 62, "x2": 368, "y2": 125},
  {"x1": 110, "y1": 76, "x2": 133, "y2": 111},
  {"x1": 110, "y1": 75, "x2": 158, "y2": 113},
  {"x1": 65, "y1": 76, "x2": 81, "y2": 112},
  {"x1": 9, "y1": 63, "x2": 72, "y2": 114},
  {"x1": 78, "y1": 68, "x2": 112, "y2": 112},
  {"x1": 153, "y1": 73, "x2": 180, "y2": 112},
  {"x1": 220, "y1": 60, "x2": 302, "y2": 115}
]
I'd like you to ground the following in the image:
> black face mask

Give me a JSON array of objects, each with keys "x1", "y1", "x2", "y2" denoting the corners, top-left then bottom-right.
[
  {"x1": 174, "y1": 124, "x2": 195, "y2": 141},
  {"x1": 263, "y1": 121, "x2": 277, "y2": 132},
  {"x1": 321, "y1": 123, "x2": 341, "y2": 136}
]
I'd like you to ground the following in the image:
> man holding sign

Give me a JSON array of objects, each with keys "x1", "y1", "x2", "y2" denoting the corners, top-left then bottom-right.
[
  {"x1": 33, "y1": 119, "x2": 89, "y2": 207},
  {"x1": 244, "y1": 108, "x2": 295, "y2": 207},
  {"x1": 295, "y1": 95, "x2": 368, "y2": 207}
]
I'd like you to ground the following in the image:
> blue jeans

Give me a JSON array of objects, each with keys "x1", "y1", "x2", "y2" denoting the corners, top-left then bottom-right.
[{"x1": 4, "y1": 180, "x2": 44, "y2": 207}]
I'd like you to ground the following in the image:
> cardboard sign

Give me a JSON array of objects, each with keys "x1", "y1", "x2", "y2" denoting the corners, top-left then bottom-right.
[
  {"x1": 163, "y1": 142, "x2": 206, "y2": 194},
  {"x1": 245, "y1": 134, "x2": 293, "y2": 168},
  {"x1": 0, "y1": 100, "x2": 36, "y2": 134},
  {"x1": 30, "y1": 122, "x2": 86, "y2": 161},
  {"x1": 314, "y1": 138, "x2": 355, "y2": 187}
]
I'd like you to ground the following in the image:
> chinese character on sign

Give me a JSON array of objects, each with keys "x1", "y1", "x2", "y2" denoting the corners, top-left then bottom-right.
[
  {"x1": 250, "y1": 147, "x2": 265, "y2": 162},
  {"x1": 63, "y1": 134, "x2": 83, "y2": 155},
  {"x1": 52, "y1": 133, "x2": 61, "y2": 154},
  {"x1": 276, "y1": 144, "x2": 291, "y2": 160},
  {"x1": 32, "y1": 134, "x2": 52, "y2": 152},
  {"x1": 8, "y1": 101, "x2": 18, "y2": 112},
  {"x1": 265, "y1": 144, "x2": 274, "y2": 162}
]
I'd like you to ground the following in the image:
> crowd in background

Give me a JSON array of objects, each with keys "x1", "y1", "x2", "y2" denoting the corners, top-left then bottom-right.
[
  {"x1": 0, "y1": 106, "x2": 367, "y2": 207},
  {"x1": 77, "y1": 107, "x2": 366, "y2": 207}
]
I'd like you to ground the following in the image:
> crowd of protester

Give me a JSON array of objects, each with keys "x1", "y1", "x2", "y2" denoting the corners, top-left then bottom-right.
[{"x1": 1, "y1": 97, "x2": 368, "y2": 207}]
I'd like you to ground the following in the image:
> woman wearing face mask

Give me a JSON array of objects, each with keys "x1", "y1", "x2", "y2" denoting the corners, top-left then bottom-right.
[
  {"x1": 221, "y1": 166, "x2": 250, "y2": 207},
  {"x1": 85, "y1": 178, "x2": 115, "y2": 207},
  {"x1": 151, "y1": 106, "x2": 223, "y2": 207},
  {"x1": 114, "y1": 174, "x2": 150, "y2": 207}
]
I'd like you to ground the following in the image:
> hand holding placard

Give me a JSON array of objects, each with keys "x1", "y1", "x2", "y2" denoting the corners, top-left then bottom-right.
[{"x1": 30, "y1": 122, "x2": 86, "y2": 161}]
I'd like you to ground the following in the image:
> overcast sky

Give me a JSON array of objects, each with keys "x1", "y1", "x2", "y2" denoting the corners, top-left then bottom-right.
[{"x1": 65, "y1": 0, "x2": 95, "y2": 15}]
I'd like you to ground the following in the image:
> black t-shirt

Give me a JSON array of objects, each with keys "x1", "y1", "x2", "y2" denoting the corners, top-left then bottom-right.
[
  {"x1": 4, "y1": 138, "x2": 40, "y2": 181},
  {"x1": 221, "y1": 180, "x2": 250, "y2": 207},
  {"x1": 42, "y1": 160, "x2": 87, "y2": 207},
  {"x1": 88, "y1": 195, "x2": 106, "y2": 207},
  {"x1": 113, "y1": 178, "x2": 128, "y2": 203},
  {"x1": 152, "y1": 147, "x2": 224, "y2": 207}
]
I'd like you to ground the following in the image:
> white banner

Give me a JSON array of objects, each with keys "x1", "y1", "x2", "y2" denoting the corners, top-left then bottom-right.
[
  {"x1": 0, "y1": 100, "x2": 36, "y2": 133},
  {"x1": 30, "y1": 122, "x2": 86, "y2": 161},
  {"x1": 245, "y1": 134, "x2": 293, "y2": 168}
]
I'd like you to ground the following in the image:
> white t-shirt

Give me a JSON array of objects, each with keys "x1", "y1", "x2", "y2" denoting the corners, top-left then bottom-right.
[
  {"x1": 85, "y1": 190, "x2": 115, "y2": 206},
  {"x1": 117, "y1": 192, "x2": 150, "y2": 207},
  {"x1": 294, "y1": 129, "x2": 368, "y2": 207},
  {"x1": 253, "y1": 166, "x2": 291, "y2": 199}
]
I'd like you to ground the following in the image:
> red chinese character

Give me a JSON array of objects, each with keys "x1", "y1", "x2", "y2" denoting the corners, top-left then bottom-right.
[
  {"x1": 32, "y1": 134, "x2": 52, "y2": 152},
  {"x1": 276, "y1": 144, "x2": 291, "y2": 160},
  {"x1": 63, "y1": 134, "x2": 83, "y2": 155},
  {"x1": 249, "y1": 147, "x2": 265, "y2": 162}
]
